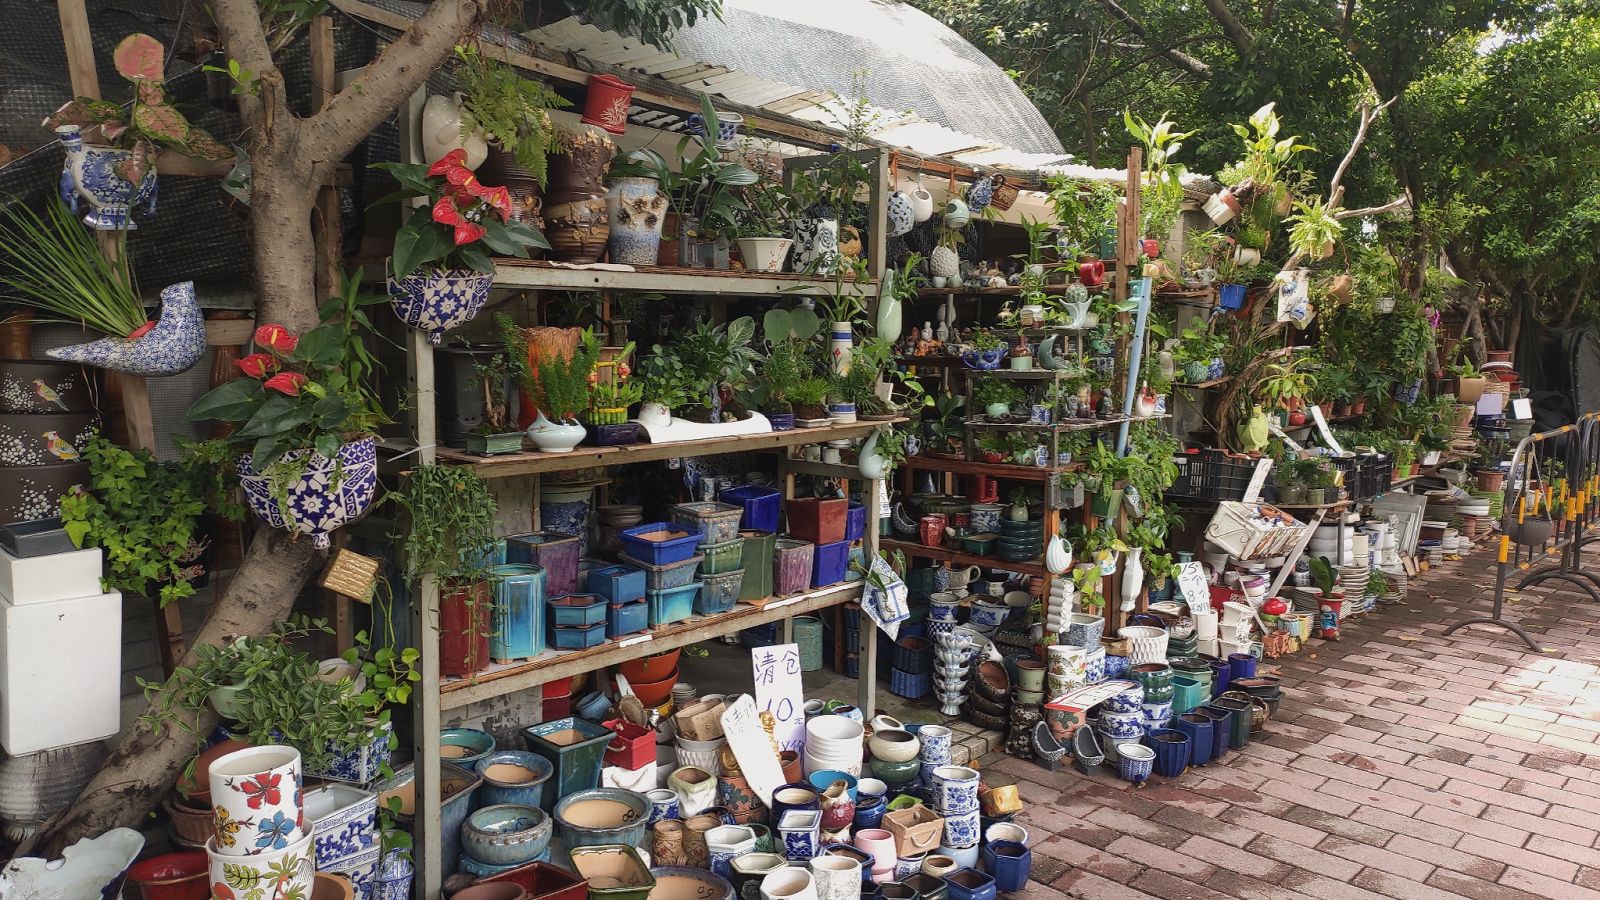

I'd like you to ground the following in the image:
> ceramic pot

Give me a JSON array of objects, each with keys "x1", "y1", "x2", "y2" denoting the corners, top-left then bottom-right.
[
  {"x1": 793, "y1": 217, "x2": 840, "y2": 274},
  {"x1": 1196, "y1": 706, "x2": 1235, "y2": 759},
  {"x1": 778, "y1": 809, "x2": 822, "y2": 862},
  {"x1": 54, "y1": 125, "x2": 157, "y2": 229},
  {"x1": 654, "y1": 820, "x2": 689, "y2": 866},
  {"x1": 207, "y1": 831, "x2": 314, "y2": 898},
  {"x1": 206, "y1": 745, "x2": 305, "y2": 856},
  {"x1": 387, "y1": 268, "x2": 492, "y2": 346},
  {"x1": 1173, "y1": 713, "x2": 1214, "y2": 766},
  {"x1": 0, "y1": 742, "x2": 105, "y2": 843},
  {"x1": 235, "y1": 436, "x2": 377, "y2": 550},
  {"x1": 1115, "y1": 744, "x2": 1156, "y2": 784},
  {"x1": 670, "y1": 766, "x2": 719, "y2": 817},
  {"x1": 852, "y1": 828, "x2": 897, "y2": 881},
  {"x1": 553, "y1": 787, "x2": 650, "y2": 850},
  {"x1": 941, "y1": 199, "x2": 970, "y2": 229},
  {"x1": 942, "y1": 868, "x2": 994, "y2": 900},
  {"x1": 527, "y1": 413, "x2": 587, "y2": 453},
  {"x1": 981, "y1": 840, "x2": 1031, "y2": 893},
  {"x1": 761, "y1": 866, "x2": 818, "y2": 900},
  {"x1": 866, "y1": 729, "x2": 920, "y2": 763},
  {"x1": 927, "y1": 766, "x2": 979, "y2": 816},
  {"x1": 920, "y1": 854, "x2": 959, "y2": 879},
  {"x1": 1130, "y1": 663, "x2": 1173, "y2": 704},
  {"x1": 371, "y1": 848, "x2": 414, "y2": 900},
  {"x1": 421, "y1": 92, "x2": 488, "y2": 169},
  {"x1": 545, "y1": 192, "x2": 612, "y2": 263},
  {"x1": 0, "y1": 361, "x2": 95, "y2": 415},
  {"x1": 462, "y1": 803, "x2": 552, "y2": 868},
  {"x1": 718, "y1": 773, "x2": 764, "y2": 826},
  {"x1": 809, "y1": 853, "x2": 861, "y2": 900},
  {"x1": 607, "y1": 177, "x2": 668, "y2": 265},
  {"x1": 770, "y1": 784, "x2": 820, "y2": 827},
  {"x1": 1143, "y1": 729, "x2": 1190, "y2": 777},
  {"x1": 706, "y1": 825, "x2": 758, "y2": 879},
  {"x1": 728, "y1": 855, "x2": 785, "y2": 900},
  {"x1": 738, "y1": 238, "x2": 794, "y2": 274},
  {"x1": 818, "y1": 781, "x2": 855, "y2": 832}
]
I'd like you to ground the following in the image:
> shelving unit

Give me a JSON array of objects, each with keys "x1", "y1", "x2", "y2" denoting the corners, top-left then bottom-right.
[{"x1": 392, "y1": 94, "x2": 899, "y2": 893}]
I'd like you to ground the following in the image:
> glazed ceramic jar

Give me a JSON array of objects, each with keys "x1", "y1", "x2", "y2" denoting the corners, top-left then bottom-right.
[{"x1": 207, "y1": 745, "x2": 305, "y2": 856}]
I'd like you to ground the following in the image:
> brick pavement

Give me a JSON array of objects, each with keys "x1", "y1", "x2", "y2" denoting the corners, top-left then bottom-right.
[{"x1": 976, "y1": 548, "x2": 1600, "y2": 899}]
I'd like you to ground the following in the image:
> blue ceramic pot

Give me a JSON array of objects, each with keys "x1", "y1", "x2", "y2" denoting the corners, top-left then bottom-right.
[
  {"x1": 1207, "y1": 659, "x2": 1232, "y2": 697},
  {"x1": 853, "y1": 796, "x2": 887, "y2": 831},
  {"x1": 655, "y1": 866, "x2": 737, "y2": 900},
  {"x1": 1097, "y1": 711, "x2": 1144, "y2": 742},
  {"x1": 477, "y1": 751, "x2": 556, "y2": 809},
  {"x1": 1228, "y1": 653, "x2": 1257, "y2": 681},
  {"x1": 553, "y1": 787, "x2": 650, "y2": 850},
  {"x1": 1198, "y1": 706, "x2": 1235, "y2": 759},
  {"x1": 1172, "y1": 713, "x2": 1214, "y2": 766},
  {"x1": 646, "y1": 788, "x2": 681, "y2": 824},
  {"x1": 373, "y1": 762, "x2": 481, "y2": 881},
  {"x1": 440, "y1": 727, "x2": 497, "y2": 770},
  {"x1": 1143, "y1": 728, "x2": 1191, "y2": 778},
  {"x1": 943, "y1": 867, "x2": 996, "y2": 900},
  {"x1": 1116, "y1": 744, "x2": 1155, "y2": 784},
  {"x1": 770, "y1": 783, "x2": 820, "y2": 826},
  {"x1": 1103, "y1": 687, "x2": 1143, "y2": 715},
  {"x1": 461, "y1": 803, "x2": 553, "y2": 867},
  {"x1": 522, "y1": 717, "x2": 614, "y2": 806},
  {"x1": 981, "y1": 840, "x2": 1032, "y2": 892}
]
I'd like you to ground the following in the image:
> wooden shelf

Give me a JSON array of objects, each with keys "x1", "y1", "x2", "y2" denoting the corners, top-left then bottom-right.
[
  {"x1": 915, "y1": 277, "x2": 1115, "y2": 299},
  {"x1": 1175, "y1": 377, "x2": 1232, "y2": 389},
  {"x1": 963, "y1": 415, "x2": 1167, "y2": 431},
  {"x1": 903, "y1": 455, "x2": 1077, "y2": 481},
  {"x1": 882, "y1": 538, "x2": 1049, "y2": 577},
  {"x1": 439, "y1": 581, "x2": 863, "y2": 709},
  {"x1": 425, "y1": 419, "x2": 905, "y2": 479},
  {"x1": 489, "y1": 258, "x2": 878, "y2": 296}
]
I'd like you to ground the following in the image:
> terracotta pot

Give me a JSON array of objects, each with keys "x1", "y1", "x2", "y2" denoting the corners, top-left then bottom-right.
[
  {"x1": 163, "y1": 794, "x2": 214, "y2": 847},
  {"x1": 779, "y1": 751, "x2": 803, "y2": 784},
  {"x1": 175, "y1": 737, "x2": 251, "y2": 805},
  {"x1": 311, "y1": 872, "x2": 357, "y2": 900},
  {"x1": 654, "y1": 819, "x2": 688, "y2": 866}
]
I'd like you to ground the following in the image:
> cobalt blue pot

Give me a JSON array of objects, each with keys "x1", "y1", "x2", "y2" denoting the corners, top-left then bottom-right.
[
  {"x1": 1172, "y1": 713, "x2": 1215, "y2": 766},
  {"x1": 943, "y1": 867, "x2": 996, "y2": 900},
  {"x1": 1143, "y1": 728, "x2": 1191, "y2": 778},
  {"x1": 853, "y1": 795, "x2": 887, "y2": 831},
  {"x1": 1198, "y1": 706, "x2": 1235, "y2": 759},
  {"x1": 980, "y1": 840, "x2": 1031, "y2": 893}
]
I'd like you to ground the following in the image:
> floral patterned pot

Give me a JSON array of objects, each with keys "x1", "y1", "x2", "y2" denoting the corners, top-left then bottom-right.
[
  {"x1": 387, "y1": 268, "x2": 493, "y2": 346},
  {"x1": 237, "y1": 437, "x2": 378, "y2": 549},
  {"x1": 54, "y1": 125, "x2": 158, "y2": 230}
]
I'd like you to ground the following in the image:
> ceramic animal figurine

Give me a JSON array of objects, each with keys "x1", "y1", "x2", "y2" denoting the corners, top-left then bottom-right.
[{"x1": 47, "y1": 280, "x2": 206, "y2": 376}]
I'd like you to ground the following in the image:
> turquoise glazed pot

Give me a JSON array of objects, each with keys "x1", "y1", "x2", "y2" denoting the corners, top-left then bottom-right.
[
  {"x1": 522, "y1": 717, "x2": 614, "y2": 806},
  {"x1": 553, "y1": 787, "x2": 650, "y2": 850},
  {"x1": 440, "y1": 727, "x2": 497, "y2": 769},
  {"x1": 478, "y1": 751, "x2": 556, "y2": 809}
]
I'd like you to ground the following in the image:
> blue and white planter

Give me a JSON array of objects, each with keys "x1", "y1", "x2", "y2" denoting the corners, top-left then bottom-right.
[
  {"x1": 941, "y1": 810, "x2": 980, "y2": 847},
  {"x1": 306, "y1": 720, "x2": 393, "y2": 785},
  {"x1": 238, "y1": 436, "x2": 378, "y2": 549},
  {"x1": 606, "y1": 177, "x2": 668, "y2": 265},
  {"x1": 371, "y1": 849, "x2": 414, "y2": 900},
  {"x1": 387, "y1": 268, "x2": 493, "y2": 345},
  {"x1": 47, "y1": 281, "x2": 206, "y2": 376},
  {"x1": 961, "y1": 348, "x2": 1004, "y2": 370},
  {"x1": 305, "y1": 782, "x2": 379, "y2": 870},
  {"x1": 325, "y1": 847, "x2": 380, "y2": 900},
  {"x1": 1116, "y1": 744, "x2": 1155, "y2": 784},
  {"x1": 1098, "y1": 711, "x2": 1145, "y2": 742},
  {"x1": 827, "y1": 401, "x2": 856, "y2": 424},
  {"x1": 55, "y1": 125, "x2": 157, "y2": 229},
  {"x1": 886, "y1": 191, "x2": 915, "y2": 237},
  {"x1": 928, "y1": 765, "x2": 979, "y2": 816}
]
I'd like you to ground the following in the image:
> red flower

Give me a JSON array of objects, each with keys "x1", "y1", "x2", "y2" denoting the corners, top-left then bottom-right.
[
  {"x1": 235, "y1": 353, "x2": 279, "y2": 379},
  {"x1": 254, "y1": 323, "x2": 298, "y2": 355},
  {"x1": 238, "y1": 771, "x2": 283, "y2": 809},
  {"x1": 432, "y1": 193, "x2": 487, "y2": 246},
  {"x1": 427, "y1": 148, "x2": 468, "y2": 176},
  {"x1": 263, "y1": 373, "x2": 308, "y2": 396}
]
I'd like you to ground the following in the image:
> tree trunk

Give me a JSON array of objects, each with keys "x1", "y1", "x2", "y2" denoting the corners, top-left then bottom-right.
[{"x1": 19, "y1": 531, "x2": 323, "y2": 858}]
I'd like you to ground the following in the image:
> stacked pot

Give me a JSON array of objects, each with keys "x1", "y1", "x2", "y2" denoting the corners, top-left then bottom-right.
[
  {"x1": 932, "y1": 623, "x2": 971, "y2": 716},
  {"x1": 206, "y1": 745, "x2": 316, "y2": 897},
  {"x1": 0, "y1": 361, "x2": 96, "y2": 523},
  {"x1": 928, "y1": 765, "x2": 981, "y2": 866},
  {"x1": 544, "y1": 128, "x2": 616, "y2": 264},
  {"x1": 803, "y1": 715, "x2": 864, "y2": 778}
]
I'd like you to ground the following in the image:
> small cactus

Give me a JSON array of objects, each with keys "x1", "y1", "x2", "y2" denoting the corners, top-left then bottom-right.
[{"x1": 113, "y1": 33, "x2": 165, "y2": 82}]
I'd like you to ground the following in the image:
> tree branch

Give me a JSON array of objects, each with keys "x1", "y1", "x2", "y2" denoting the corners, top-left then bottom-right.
[
  {"x1": 1200, "y1": 0, "x2": 1254, "y2": 53},
  {"x1": 1328, "y1": 96, "x2": 1396, "y2": 208},
  {"x1": 1096, "y1": 0, "x2": 1213, "y2": 78},
  {"x1": 212, "y1": 0, "x2": 289, "y2": 133},
  {"x1": 307, "y1": 0, "x2": 488, "y2": 164},
  {"x1": 1336, "y1": 194, "x2": 1410, "y2": 220}
]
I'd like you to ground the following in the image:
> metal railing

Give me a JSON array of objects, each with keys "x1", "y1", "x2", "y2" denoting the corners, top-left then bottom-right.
[{"x1": 1444, "y1": 412, "x2": 1600, "y2": 650}]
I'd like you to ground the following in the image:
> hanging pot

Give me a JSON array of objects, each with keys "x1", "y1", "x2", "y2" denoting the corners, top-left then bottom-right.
[
  {"x1": 581, "y1": 74, "x2": 636, "y2": 134},
  {"x1": 388, "y1": 268, "x2": 493, "y2": 346},
  {"x1": 53, "y1": 125, "x2": 157, "y2": 230},
  {"x1": 237, "y1": 438, "x2": 378, "y2": 549}
]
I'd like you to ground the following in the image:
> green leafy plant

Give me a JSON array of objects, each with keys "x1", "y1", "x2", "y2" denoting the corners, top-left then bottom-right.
[
  {"x1": 968, "y1": 329, "x2": 1005, "y2": 352},
  {"x1": 972, "y1": 379, "x2": 1023, "y2": 411},
  {"x1": 733, "y1": 167, "x2": 801, "y2": 238},
  {"x1": 1227, "y1": 102, "x2": 1314, "y2": 189},
  {"x1": 610, "y1": 95, "x2": 758, "y2": 236},
  {"x1": 787, "y1": 377, "x2": 831, "y2": 411},
  {"x1": 470, "y1": 314, "x2": 530, "y2": 433},
  {"x1": 637, "y1": 348, "x2": 696, "y2": 410},
  {"x1": 1308, "y1": 556, "x2": 1337, "y2": 597},
  {"x1": 455, "y1": 43, "x2": 569, "y2": 187},
  {"x1": 807, "y1": 256, "x2": 871, "y2": 324},
  {"x1": 60, "y1": 436, "x2": 238, "y2": 607},
  {"x1": 678, "y1": 316, "x2": 760, "y2": 403},
  {"x1": 0, "y1": 199, "x2": 145, "y2": 338},
  {"x1": 389, "y1": 463, "x2": 498, "y2": 585},
  {"x1": 1045, "y1": 175, "x2": 1119, "y2": 257},
  {"x1": 1287, "y1": 199, "x2": 1344, "y2": 260},
  {"x1": 532, "y1": 328, "x2": 600, "y2": 422},
  {"x1": 1124, "y1": 110, "x2": 1194, "y2": 238},
  {"x1": 43, "y1": 33, "x2": 232, "y2": 186}
]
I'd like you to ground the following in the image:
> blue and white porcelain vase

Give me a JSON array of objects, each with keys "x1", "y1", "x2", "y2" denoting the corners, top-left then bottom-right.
[
  {"x1": 829, "y1": 321, "x2": 853, "y2": 375},
  {"x1": 606, "y1": 176, "x2": 668, "y2": 265},
  {"x1": 55, "y1": 125, "x2": 157, "y2": 229},
  {"x1": 238, "y1": 437, "x2": 378, "y2": 549},
  {"x1": 371, "y1": 849, "x2": 414, "y2": 900},
  {"x1": 47, "y1": 281, "x2": 206, "y2": 376},
  {"x1": 387, "y1": 267, "x2": 493, "y2": 345}
]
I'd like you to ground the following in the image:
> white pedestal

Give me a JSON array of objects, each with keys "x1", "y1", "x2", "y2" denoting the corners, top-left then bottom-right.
[
  {"x1": 0, "y1": 590, "x2": 121, "y2": 754},
  {"x1": 0, "y1": 545, "x2": 103, "y2": 606}
]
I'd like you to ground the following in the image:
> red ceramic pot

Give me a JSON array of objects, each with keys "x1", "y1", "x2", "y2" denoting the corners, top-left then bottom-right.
[
  {"x1": 441, "y1": 581, "x2": 492, "y2": 678},
  {"x1": 1317, "y1": 595, "x2": 1344, "y2": 641},
  {"x1": 126, "y1": 852, "x2": 209, "y2": 900},
  {"x1": 1141, "y1": 238, "x2": 1160, "y2": 258},
  {"x1": 581, "y1": 73, "x2": 636, "y2": 134},
  {"x1": 1078, "y1": 258, "x2": 1106, "y2": 287},
  {"x1": 919, "y1": 514, "x2": 947, "y2": 548}
]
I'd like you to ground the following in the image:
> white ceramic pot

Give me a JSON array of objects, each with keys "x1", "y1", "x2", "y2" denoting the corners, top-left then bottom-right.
[
  {"x1": 761, "y1": 865, "x2": 819, "y2": 900},
  {"x1": 809, "y1": 851, "x2": 861, "y2": 900},
  {"x1": 207, "y1": 831, "x2": 315, "y2": 898},
  {"x1": 738, "y1": 237, "x2": 794, "y2": 273},
  {"x1": 526, "y1": 413, "x2": 586, "y2": 453},
  {"x1": 669, "y1": 765, "x2": 719, "y2": 816},
  {"x1": 906, "y1": 185, "x2": 935, "y2": 223},
  {"x1": 673, "y1": 736, "x2": 725, "y2": 776},
  {"x1": 637, "y1": 402, "x2": 672, "y2": 428},
  {"x1": 0, "y1": 827, "x2": 143, "y2": 898},
  {"x1": 208, "y1": 745, "x2": 306, "y2": 856},
  {"x1": 942, "y1": 199, "x2": 970, "y2": 230},
  {"x1": 1117, "y1": 626, "x2": 1169, "y2": 666},
  {"x1": 421, "y1": 92, "x2": 487, "y2": 169},
  {"x1": 865, "y1": 728, "x2": 920, "y2": 763}
]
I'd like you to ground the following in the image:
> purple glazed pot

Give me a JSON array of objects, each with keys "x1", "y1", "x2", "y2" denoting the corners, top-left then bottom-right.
[{"x1": 774, "y1": 538, "x2": 814, "y2": 595}]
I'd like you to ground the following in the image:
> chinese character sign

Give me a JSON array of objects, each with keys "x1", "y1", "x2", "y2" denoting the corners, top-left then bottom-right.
[{"x1": 753, "y1": 643, "x2": 805, "y2": 751}]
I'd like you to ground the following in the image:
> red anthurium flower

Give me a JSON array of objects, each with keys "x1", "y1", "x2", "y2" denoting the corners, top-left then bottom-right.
[
  {"x1": 263, "y1": 372, "x2": 309, "y2": 396},
  {"x1": 236, "y1": 353, "x2": 279, "y2": 379},
  {"x1": 254, "y1": 323, "x2": 299, "y2": 355},
  {"x1": 432, "y1": 194, "x2": 487, "y2": 246},
  {"x1": 426, "y1": 148, "x2": 468, "y2": 176}
]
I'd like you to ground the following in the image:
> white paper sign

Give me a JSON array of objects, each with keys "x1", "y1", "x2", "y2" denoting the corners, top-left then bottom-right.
[
  {"x1": 1512, "y1": 398, "x2": 1533, "y2": 420},
  {"x1": 720, "y1": 694, "x2": 786, "y2": 806},
  {"x1": 751, "y1": 643, "x2": 805, "y2": 751},
  {"x1": 1241, "y1": 458, "x2": 1274, "y2": 503},
  {"x1": 1176, "y1": 562, "x2": 1210, "y2": 615},
  {"x1": 1309, "y1": 404, "x2": 1345, "y2": 456}
]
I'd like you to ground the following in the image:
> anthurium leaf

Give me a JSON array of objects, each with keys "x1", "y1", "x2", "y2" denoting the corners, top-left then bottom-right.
[
  {"x1": 292, "y1": 325, "x2": 343, "y2": 367},
  {"x1": 250, "y1": 436, "x2": 285, "y2": 472},
  {"x1": 314, "y1": 432, "x2": 341, "y2": 461},
  {"x1": 186, "y1": 378, "x2": 261, "y2": 421},
  {"x1": 458, "y1": 242, "x2": 495, "y2": 273},
  {"x1": 236, "y1": 394, "x2": 312, "y2": 439},
  {"x1": 390, "y1": 208, "x2": 451, "y2": 280}
]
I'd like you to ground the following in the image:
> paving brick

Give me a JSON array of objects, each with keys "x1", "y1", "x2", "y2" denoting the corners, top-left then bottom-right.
[
  {"x1": 1441, "y1": 781, "x2": 1550, "y2": 816},
  {"x1": 1105, "y1": 835, "x2": 1216, "y2": 879},
  {"x1": 1150, "y1": 805, "x2": 1260, "y2": 845},
  {"x1": 1129, "y1": 870, "x2": 1236, "y2": 900},
  {"x1": 1050, "y1": 869, "x2": 1157, "y2": 900},
  {"x1": 1281, "y1": 805, "x2": 1395, "y2": 847},
  {"x1": 1010, "y1": 882, "x2": 1073, "y2": 900},
  {"x1": 1499, "y1": 867, "x2": 1600, "y2": 900},
  {"x1": 1350, "y1": 869, "x2": 1477, "y2": 900},
  {"x1": 1383, "y1": 834, "x2": 1506, "y2": 881},
  {"x1": 1084, "y1": 808, "x2": 1190, "y2": 849},
  {"x1": 1219, "y1": 809, "x2": 1329, "y2": 849},
  {"x1": 1483, "y1": 805, "x2": 1600, "y2": 847},
  {"x1": 1277, "y1": 870, "x2": 1395, "y2": 900},
  {"x1": 1035, "y1": 835, "x2": 1146, "y2": 882},
  {"x1": 1426, "y1": 869, "x2": 1545, "y2": 900},
  {"x1": 1524, "y1": 836, "x2": 1600, "y2": 871},
  {"x1": 1245, "y1": 833, "x2": 1364, "y2": 881},
  {"x1": 1457, "y1": 835, "x2": 1581, "y2": 881},
  {"x1": 1174, "y1": 836, "x2": 1290, "y2": 881},
  {"x1": 1319, "y1": 835, "x2": 1435, "y2": 883}
]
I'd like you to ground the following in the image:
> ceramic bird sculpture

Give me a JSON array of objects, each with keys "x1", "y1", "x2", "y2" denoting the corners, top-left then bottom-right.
[
  {"x1": 32, "y1": 380, "x2": 68, "y2": 411},
  {"x1": 1134, "y1": 383, "x2": 1158, "y2": 417},
  {"x1": 1238, "y1": 405, "x2": 1270, "y2": 453},
  {"x1": 43, "y1": 430, "x2": 80, "y2": 461}
]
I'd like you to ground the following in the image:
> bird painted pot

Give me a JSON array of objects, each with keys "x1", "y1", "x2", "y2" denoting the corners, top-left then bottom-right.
[
  {"x1": 238, "y1": 437, "x2": 377, "y2": 549},
  {"x1": 47, "y1": 281, "x2": 206, "y2": 376},
  {"x1": 387, "y1": 268, "x2": 493, "y2": 346}
]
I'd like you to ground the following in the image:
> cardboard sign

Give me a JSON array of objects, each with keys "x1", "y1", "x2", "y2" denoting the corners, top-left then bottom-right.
[
  {"x1": 751, "y1": 643, "x2": 805, "y2": 751},
  {"x1": 1176, "y1": 562, "x2": 1210, "y2": 615},
  {"x1": 1309, "y1": 404, "x2": 1345, "y2": 455},
  {"x1": 1241, "y1": 458, "x2": 1274, "y2": 504}
]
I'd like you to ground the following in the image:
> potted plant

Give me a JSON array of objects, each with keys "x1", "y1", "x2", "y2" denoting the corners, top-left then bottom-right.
[
  {"x1": 1044, "y1": 175, "x2": 1118, "y2": 267},
  {"x1": 463, "y1": 314, "x2": 531, "y2": 455},
  {"x1": 677, "y1": 317, "x2": 761, "y2": 421},
  {"x1": 45, "y1": 33, "x2": 232, "y2": 229},
  {"x1": 1124, "y1": 110, "x2": 1194, "y2": 244},
  {"x1": 973, "y1": 379, "x2": 1022, "y2": 420},
  {"x1": 809, "y1": 256, "x2": 869, "y2": 376},
  {"x1": 187, "y1": 275, "x2": 389, "y2": 548},
  {"x1": 585, "y1": 363, "x2": 645, "y2": 446},
  {"x1": 1449, "y1": 358, "x2": 1488, "y2": 404},
  {"x1": 374, "y1": 149, "x2": 548, "y2": 344},
  {"x1": 603, "y1": 151, "x2": 670, "y2": 266},
  {"x1": 963, "y1": 329, "x2": 1006, "y2": 370},
  {"x1": 760, "y1": 306, "x2": 822, "y2": 429},
  {"x1": 1258, "y1": 357, "x2": 1317, "y2": 425},
  {"x1": 455, "y1": 42, "x2": 568, "y2": 205},
  {"x1": 1287, "y1": 200, "x2": 1343, "y2": 261},
  {"x1": 636, "y1": 347, "x2": 696, "y2": 427},
  {"x1": 523, "y1": 327, "x2": 599, "y2": 453},
  {"x1": 972, "y1": 431, "x2": 1006, "y2": 465},
  {"x1": 788, "y1": 377, "x2": 831, "y2": 424},
  {"x1": 389, "y1": 464, "x2": 499, "y2": 678},
  {"x1": 733, "y1": 165, "x2": 800, "y2": 272},
  {"x1": 612, "y1": 96, "x2": 757, "y2": 268},
  {"x1": 141, "y1": 615, "x2": 419, "y2": 782},
  {"x1": 0, "y1": 200, "x2": 207, "y2": 376}
]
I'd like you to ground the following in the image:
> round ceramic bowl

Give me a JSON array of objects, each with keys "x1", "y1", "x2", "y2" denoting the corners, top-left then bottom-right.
[
  {"x1": 868, "y1": 756, "x2": 920, "y2": 785},
  {"x1": 477, "y1": 751, "x2": 555, "y2": 808},
  {"x1": 808, "y1": 770, "x2": 859, "y2": 799},
  {"x1": 440, "y1": 727, "x2": 497, "y2": 769},
  {"x1": 984, "y1": 822, "x2": 1030, "y2": 846},
  {"x1": 650, "y1": 865, "x2": 735, "y2": 900},
  {"x1": 806, "y1": 715, "x2": 866, "y2": 747},
  {"x1": 462, "y1": 803, "x2": 552, "y2": 866},
  {"x1": 554, "y1": 787, "x2": 650, "y2": 850},
  {"x1": 867, "y1": 729, "x2": 921, "y2": 763}
]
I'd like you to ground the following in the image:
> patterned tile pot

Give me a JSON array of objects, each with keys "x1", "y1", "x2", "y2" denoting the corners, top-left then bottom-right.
[
  {"x1": 237, "y1": 437, "x2": 377, "y2": 549},
  {"x1": 387, "y1": 268, "x2": 493, "y2": 345},
  {"x1": 207, "y1": 831, "x2": 313, "y2": 899},
  {"x1": 304, "y1": 783, "x2": 377, "y2": 871}
]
